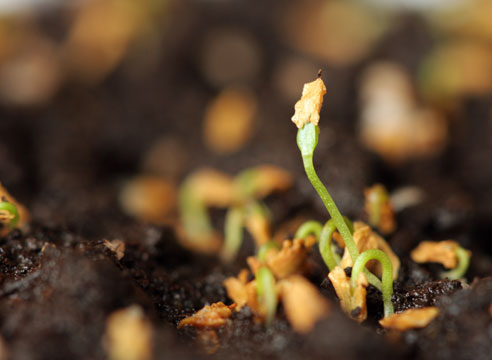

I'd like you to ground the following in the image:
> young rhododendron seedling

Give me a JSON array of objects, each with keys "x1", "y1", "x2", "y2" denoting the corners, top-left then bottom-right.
[
  {"x1": 364, "y1": 184, "x2": 396, "y2": 235},
  {"x1": 0, "y1": 183, "x2": 30, "y2": 237},
  {"x1": 0, "y1": 200, "x2": 19, "y2": 229},
  {"x1": 410, "y1": 240, "x2": 471, "y2": 280}
]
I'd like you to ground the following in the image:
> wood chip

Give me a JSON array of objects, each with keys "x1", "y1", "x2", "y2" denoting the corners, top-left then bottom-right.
[
  {"x1": 279, "y1": 275, "x2": 330, "y2": 333},
  {"x1": 340, "y1": 222, "x2": 400, "y2": 279},
  {"x1": 178, "y1": 302, "x2": 236, "y2": 329},
  {"x1": 379, "y1": 307, "x2": 440, "y2": 331},
  {"x1": 104, "y1": 305, "x2": 152, "y2": 360},
  {"x1": 103, "y1": 239, "x2": 125, "y2": 260},
  {"x1": 291, "y1": 77, "x2": 326, "y2": 128},
  {"x1": 410, "y1": 240, "x2": 461, "y2": 269},
  {"x1": 328, "y1": 266, "x2": 368, "y2": 323}
]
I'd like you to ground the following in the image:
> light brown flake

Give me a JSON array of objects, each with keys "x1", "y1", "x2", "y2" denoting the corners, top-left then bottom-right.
[
  {"x1": 223, "y1": 269, "x2": 250, "y2": 310},
  {"x1": 104, "y1": 305, "x2": 153, "y2": 360},
  {"x1": 328, "y1": 266, "x2": 368, "y2": 323},
  {"x1": 279, "y1": 275, "x2": 330, "y2": 333},
  {"x1": 248, "y1": 237, "x2": 316, "y2": 280},
  {"x1": 243, "y1": 165, "x2": 293, "y2": 200},
  {"x1": 291, "y1": 77, "x2": 327, "y2": 128},
  {"x1": 244, "y1": 209, "x2": 272, "y2": 247},
  {"x1": 410, "y1": 240, "x2": 462, "y2": 269},
  {"x1": 103, "y1": 239, "x2": 126, "y2": 260},
  {"x1": 379, "y1": 307, "x2": 440, "y2": 331},
  {"x1": 178, "y1": 302, "x2": 236, "y2": 329},
  {"x1": 340, "y1": 222, "x2": 400, "y2": 279},
  {"x1": 185, "y1": 168, "x2": 236, "y2": 207},
  {"x1": 0, "y1": 182, "x2": 30, "y2": 237}
]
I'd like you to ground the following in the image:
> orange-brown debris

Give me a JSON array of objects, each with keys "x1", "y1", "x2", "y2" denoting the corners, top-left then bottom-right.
[
  {"x1": 379, "y1": 307, "x2": 440, "y2": 331},
  {"x1": 244, "y1": 210, "x2": 272, "y2": 247},
  {"x1": 178, "y1": 302, "x2": 236, "y2": 329},
  {"x1": 247, "y1": 237, "x2": 316, "y2": 279},
  {"x1": 223, "y1": 269, "x2": 251, "y2": 310},
  {"x1": 186, "y1": 168, "x2": 236, "y2": 207},
  {"x1": 328, "y1": 266, "x2": 368, "y2": 323},
  {"x1": 340, "y1": 222, "x2": 400, "y2": 279},
  {"x1": 245, "y1": 165, "x2": 293, "y2": 199},
  {"x1": 291, "y1": 77, "x2": 327, "y2": 128},
  {"x1": 104, "y1": 305, "x2": 153, "y2": 360},
  {"x1": 0, "y1": 182, "x2": 30, "y2": 237},
  {"x1": 410, "y1": 240, "x2": 463, "y2": 269},
  {"x1": 364, "y1": 184, "x2": 396, "y2": 234},
  {"x1": 279, "y1": 275, "x2": 330, "y2": 333},
  {"x1": 103, "y1": 239, "x2": 126, "y2": 261}
]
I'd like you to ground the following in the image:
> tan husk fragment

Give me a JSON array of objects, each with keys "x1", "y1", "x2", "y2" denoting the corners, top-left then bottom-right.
[
  {"x1": 291, "y1": 77, "x2": 327, "y2": 128},
  {"x1": 244, "y1": 165, "x2": 293, "y2": 199},
  {"x1": 103, "y1": 239, "x2": 126, "y2": 260},
  {"x1": 178, "y1": 302, "x2": 236, "y2": 329},
  {"x1": 328, "y1": 266, "x2": 368, "y2": 323},
  {"x1": 244, "y1": 210, "x2": 272, "y2": 246},
  {"x1": 278, "y1": 275, "x2": 330, "y2": 333},
  {"x1": 379, "y1": 307, "x2": 439, "y2": 331},
  {"x1": 0, "y1": 182, "x2": 29, "y2": 236},
  {"x1": 340, "y1": 222, "x2": 400, "y2": 279},
  {"x1": 223, "y1": 269, "x2": 251, "y2": 310},
  {"x1": 247, "y1": 236, "x2": 316, "y2": 279},
  {"x1": 104, "y1": 305, "x2": 153, "y2": 360},
  {"x1": 186, "y1": 168, "x2": 236, "y2": 207},
  {"x1": 410, "y1": 240, "x2": 462, "y2": 269}
]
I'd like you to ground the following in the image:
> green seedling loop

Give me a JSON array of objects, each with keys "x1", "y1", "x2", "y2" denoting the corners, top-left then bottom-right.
[
  {"x1": 178, "y1": 183, "x2": 215, "y2": 238},
  {"x1": 256, "y1": 266, "x2": 278, "y2": 326},
  {"x1": 441, "y1": 246, "x2": 471, "y2": 280},
  {"x1": 319, "y1": 217, "x2": 353, "y2": 271},
  {"x1": 221, "y1": 207, "x2": 244, "y2": 262},
  {"x1": 294, "y1": 220, "x2": 323, "y2": 240},
  {"x1": 296, "y1": 123, "x2": 382, "y2": 291},
  {"x1": 0, "y1": 201, "x2": 19, "y2": 228},
  {"x1": 351, "y1": 249, "x2": 394, "y2": 318}
]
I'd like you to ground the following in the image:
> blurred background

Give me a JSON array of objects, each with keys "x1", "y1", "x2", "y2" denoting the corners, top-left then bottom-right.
[{"x1": 0, "y1": 0, "x2": 491, "y2": 253}]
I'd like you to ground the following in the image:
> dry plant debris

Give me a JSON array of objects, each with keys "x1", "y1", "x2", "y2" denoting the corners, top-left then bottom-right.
[
  {"x1": 247, "y1": 237, "x2": 316, "y2": 279},
  {"x1": 340, "y1": 222, "x2": 400, "y2": 280},
  {"x1": 203, "y1": 87, "x2": 257, "y2": 154},
  {"x1": 411, "y1": 240, "x2": 463, "y2": 269},
  {"x1": 223, "y1": 269, "x2": 254, "y2": 310},
  {"x1": 119, "y1": 175, "x2": 177, "y2": 224},
  {"x1": 328, "y1": 266, "x2": 368, "y2": 323},
  {"x1": 184, "y1": 168, "x2": 236, "y2": 207},
  {"x1": 103, "y1": 239, "x2": 126, "y2": 261},
  {"x1": 291, "y1": 76, "x2": 326, "y2": 129},
  {"x1": 379, "y1": 307, "x2": 440, "y2": 331},
  {"x1": 0, "y1": 183, "x2": 29, "y2": 237},
  {"x1": 278, "y1": 275, "x2": 330, "y2": 333},
  {"x1": 359, "y1": 62, "x2": 447, "y2": 164},
  {"x1": 104, "y1": 306, "x2": 153, "y2": 360},
  {"x1": 178, "y1": 302, "x2": 236, "y2": 329}
]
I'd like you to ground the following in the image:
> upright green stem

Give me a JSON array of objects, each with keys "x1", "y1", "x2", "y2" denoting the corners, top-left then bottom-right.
[
  {"x1": 221, "y1": 207, "x2": 244, "y2": 262},
  {"x1": 441, "y1": 246, "x2": 470, "y2": 280},
  {"x1": 256, "y1": 266, "x2": 277, "y2": 326},
  {"x1": 319, "y1": 220, "x2": 339, "y2": 271},
  {"x1": 297, "y1": 123, "x2": 382, "y2": 290},
  {"x1": 351, "y1": 249, "x2": 394, "y2": 318}
]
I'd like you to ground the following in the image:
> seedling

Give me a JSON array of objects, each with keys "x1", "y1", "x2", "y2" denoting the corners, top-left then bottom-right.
[
  {"x1": 0, "y1": 200, "x2": 19, "y2": 229},
  {"x1": 364, "y1": 184, "x2": 395, "y2": 234},
  {"x1": 255, "y1": 266, "x2": 277, "y2": 326},
  {"x1": 292, "y1": 76, "x2": 383, "y2": 291},
  {"x1": 441, "y1": 246, "x2": 470, "y2": 280}
]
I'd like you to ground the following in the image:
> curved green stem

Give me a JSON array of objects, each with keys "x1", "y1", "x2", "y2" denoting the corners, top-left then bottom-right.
[
  {"x1": 297, "y1": 123, "x2": 382, "y2": 291},
  {"x1": 351, "y1": 249, "x2": 394, "y2": 318},
  {"x1": 256, "y1": 266, "x2": 277, "y2": 326},
  {"x1": 178, "y1": 183, "x2": 214, "y2": 239},
  {"x1": 319, "y1": 220, "x2": 339, "y2": 271},
  {"x1": 257, "y1": 241, "x2": 281, "y2": 263},
  {"x1": 441, "y1": 246, "x2": 470, "y2": 280},
  {"x1": 0, "y1": 201, "x2": 19, "y2": 228},
  {"x1": 221, "y1": 206, "x2": 244, "y2": 262},
  {"x1": 294, "y1": 220, "x2": 323, "y2": 240}
]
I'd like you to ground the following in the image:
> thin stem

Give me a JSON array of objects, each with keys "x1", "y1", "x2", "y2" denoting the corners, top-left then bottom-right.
[
  {"x1": 221, "y1": 207, "x2": 244, "y2": 262},
  {"x1": 178, "y1": 183, "x2": 214, "y2": 238},
  {"x1": 351, "y1": 249, "x2": 394, "y2": 318},
  {"x1": 319, "y1": 220, "x2": 339, "y2": 271},
  {"x1": 0, "y1": 201, "x2": 19, "y2": 228},
  {"x1": 256, "y1": 266, "x2": 278, "y2": 326},
  {"x1": 441, "y1": 246, "x2": 470, "y2": 280},
  {"x1": 294, "y1": 220, "x2": 323, "y2": 240}
]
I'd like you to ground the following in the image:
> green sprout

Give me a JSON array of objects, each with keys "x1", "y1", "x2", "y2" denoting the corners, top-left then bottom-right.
[
  {"x1": 351, "y1": 249, "x2": 394, "y2": 317},
  {"x1": 366, "y1": 184, "x2": 388, "y2": 229},
  {"x1": 0, "y1": 200, "x2": 19, "y2": 229},
  {"x1": 295, "y1": 122, "x2": 382, "y2": 291},
  {"x1": 256, "y1": 266, "x2": 278, "y2": 326},
  {"x1": 441, "y1": 246, "x2": 470, "y2": 280}
]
